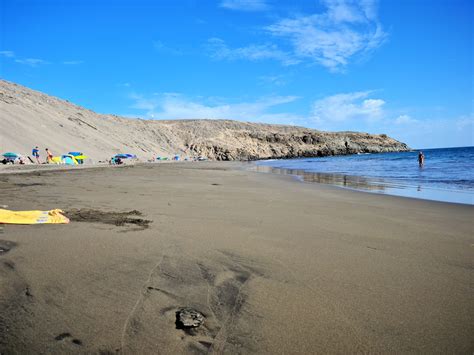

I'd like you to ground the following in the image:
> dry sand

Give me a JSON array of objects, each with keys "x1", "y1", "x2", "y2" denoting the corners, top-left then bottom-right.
[{"x1": 0, "y1": 162, "x2": 472, "y2": 354}]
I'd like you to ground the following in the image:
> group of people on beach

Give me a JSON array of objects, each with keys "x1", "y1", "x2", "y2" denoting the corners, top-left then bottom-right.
[{"x1": 31, "y1": 146, "x2": 53, "y2": 164}]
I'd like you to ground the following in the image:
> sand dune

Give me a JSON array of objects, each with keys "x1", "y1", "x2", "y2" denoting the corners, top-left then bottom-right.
[{"x1": 0, "y1": 80, "x2": 408, "y2": 162}]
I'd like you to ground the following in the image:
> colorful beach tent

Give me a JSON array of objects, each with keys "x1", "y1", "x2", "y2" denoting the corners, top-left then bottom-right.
[
  {"x1": 61, "y1": 154, "x2": 78, "y2": 165},
  {"x1": 0, "y1": 209, "x2": 70, "y2": 224},
  {"x1": 68, "y1": 152, "x2": 87, "y2": 164}
]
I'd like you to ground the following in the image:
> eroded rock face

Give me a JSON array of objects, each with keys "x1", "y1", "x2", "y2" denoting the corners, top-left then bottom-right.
[{"x1": 184, "y1": 128, "x2": 409, "y2": 161}]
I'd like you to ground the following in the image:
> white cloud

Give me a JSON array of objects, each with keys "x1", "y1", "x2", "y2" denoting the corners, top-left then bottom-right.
[
  {"x1": 220, "y1": 0, "x2": 269, "y2": 11},
  {"x1": 62, "y1": 60, "x2": 84, "y2": 65},
  {"x1": 210, "y1": 0, "x2": 386, "y2": 71},
  {"x1": 207, "y1": 38, "x2": 299, "y2": 66},
  {"x1": 312, "y1": 91, "x2": 385, "y2": 124},
  {"x1": 128, "y1": 92, "x2": 301, "y2": 123},
  {"x1": 380, "y1": 116, "x2": 474, "y2": 148},
  {"x1": 394, "y1": 114, "x2": 418, "y2": 125},
  {"x1": 0, "y1": 50, "x2": 15, "y2": 58},
  {"x1": 1, "y1": 51, "x2": 50, "y2": 67},
  {"x1": 267, "y1": 0, "x2": 387, "y2": 71},
  {"x1": 15, "y1": 58, "x2": 48, "y2": 67},
  {"x1": 455, "y1": 116, "x2": 474, "y2": 131}
]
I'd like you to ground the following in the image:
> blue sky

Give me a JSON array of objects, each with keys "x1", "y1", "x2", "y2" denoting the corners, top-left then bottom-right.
[{"x1": 1, "y1": 0, "x2": 472, "y2": 148}]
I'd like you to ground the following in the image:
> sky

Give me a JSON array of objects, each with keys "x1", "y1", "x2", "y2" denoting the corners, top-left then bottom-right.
[{"x1": 1, "y1": 0, "x2": 472, "y2": 148}]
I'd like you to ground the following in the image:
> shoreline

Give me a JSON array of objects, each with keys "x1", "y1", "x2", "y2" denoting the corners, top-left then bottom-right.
[
  {"x1": 0, "y1": 162, "x2": 472, "y2": 353},
  {"x1": 252, "y1": 164, "x2": 474, "y2": 206},
  {"x1": 253, "y1": 148, "x2": 474, "y2": 206},
  {"x1": 2, "y1": 159, "x2": 473, "y2": 206}
]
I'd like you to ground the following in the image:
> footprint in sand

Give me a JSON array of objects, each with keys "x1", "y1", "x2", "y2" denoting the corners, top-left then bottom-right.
[
  {"x1": 0, "y1": 240, "x2": 17, "y2": 255},
  {"x1": 54, "y1": 332, "x2": 82, "y2": 346},
  {"x1": 120, "y1": 251, "x2": 262, "y2": 353}
]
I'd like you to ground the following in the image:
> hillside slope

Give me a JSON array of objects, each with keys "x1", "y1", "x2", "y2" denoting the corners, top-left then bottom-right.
[{"x1": 0, "y1": 80, "x2": 409, "y2": 161}]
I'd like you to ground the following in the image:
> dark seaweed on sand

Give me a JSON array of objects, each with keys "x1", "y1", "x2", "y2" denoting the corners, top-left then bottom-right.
[{"x1": 64, "y1": 209, "x2": 151, "y2": 229}]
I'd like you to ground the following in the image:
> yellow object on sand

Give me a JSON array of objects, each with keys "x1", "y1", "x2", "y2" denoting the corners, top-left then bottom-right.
[
  {"x1": 0, "y1": 209, "x2": 70, "y2": 224},
  {"x1": 50, "y1": 156, "x2": 62, "y2": 164}
]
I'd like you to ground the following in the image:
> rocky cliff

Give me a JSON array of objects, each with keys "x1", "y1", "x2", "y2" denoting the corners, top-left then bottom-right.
[{"x1": 0, "y1": 80, "x2": 409, "y2": 161}]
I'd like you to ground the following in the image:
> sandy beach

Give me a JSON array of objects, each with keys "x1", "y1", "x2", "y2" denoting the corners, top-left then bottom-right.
[{"x1": 0, "y1": 162, "x2": 472, "y2": 354}]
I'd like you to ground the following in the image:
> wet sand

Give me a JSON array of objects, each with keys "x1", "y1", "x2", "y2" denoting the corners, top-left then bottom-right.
[{"x1": 0, "y1": 162, "x2": 472, "y2": 354}]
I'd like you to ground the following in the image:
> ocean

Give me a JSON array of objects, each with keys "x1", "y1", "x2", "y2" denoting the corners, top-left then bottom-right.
[{"x1": 255, "y1": 146, "x2": 474, "y2": 205}]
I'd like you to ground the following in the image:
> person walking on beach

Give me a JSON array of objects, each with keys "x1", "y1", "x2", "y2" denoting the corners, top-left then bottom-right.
[
  {"x1": 418, "y1": 151, "x2": 425, "y2": 167},
  {"x1": 32, "y1": 146, "x2": 40, "y2": 163},
  {"x1": 45, "y1": 148, "x2": 53, "y2": 163}
]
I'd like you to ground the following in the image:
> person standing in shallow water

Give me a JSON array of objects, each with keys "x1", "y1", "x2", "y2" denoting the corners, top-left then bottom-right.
[{"x1": 418, "y1": 151, "x2": 425, "y2": 167}]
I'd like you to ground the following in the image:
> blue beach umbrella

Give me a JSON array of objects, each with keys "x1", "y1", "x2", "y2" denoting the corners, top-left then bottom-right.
[{"x1": 3, "y1": 152, "x2": 20, "y2": 158}]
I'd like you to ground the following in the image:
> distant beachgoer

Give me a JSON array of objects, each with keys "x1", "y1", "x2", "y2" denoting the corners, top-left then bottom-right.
[
  {"x1": 32, "y1": 146, "x2": 40, "y2": 163},
  {"x1": 45, "y1": 148, "x2": 53, "y2": 163},
  {"x1": 418, "y1": 151, "x2": 425, "y2": 167}
]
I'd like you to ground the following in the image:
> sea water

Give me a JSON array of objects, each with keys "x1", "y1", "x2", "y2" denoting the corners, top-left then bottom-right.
[{"x1": 255, "y1": 146, "x2": 474, "y2": 205}]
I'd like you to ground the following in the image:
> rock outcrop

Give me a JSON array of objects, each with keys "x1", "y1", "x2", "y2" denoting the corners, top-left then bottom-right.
[{"x1": 0, "y1": 80, "x2": 409, "y2": 161}]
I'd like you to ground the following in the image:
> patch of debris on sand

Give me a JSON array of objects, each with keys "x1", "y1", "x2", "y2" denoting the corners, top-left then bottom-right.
[{"x1": 64, "y1": 209, "x2": 151, "y2": 230}]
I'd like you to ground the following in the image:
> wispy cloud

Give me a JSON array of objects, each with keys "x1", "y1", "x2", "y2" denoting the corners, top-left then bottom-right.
[
  {"x1": 207, "y1": 38, "x2": 299, "y2": 66},
  {"x1": 455, "y1": 115, "x2": 474, "y2": 131},
  {"x1": 1, "y1": 51, "x2": 49, "y2": 67},
  {"x1": 62, "y1": 60, "x2": 84, "y2": 65},
  {"x1": 128, "y1": 92, "x2": 301, "y2": 124},
  {"x1": 309, "y1": 91, "x2": 473, "y2": 147},
  {"x1": 312, "y1": 91, "x2": 385, "y2": 125},
  {"x1": 219, "y1": 0, "x2": 269, "y2": 12},
  {"x1": 380, "y1": 115, "x2": 474, "y2": 148},
  {"x1": 15, "y1": 58, "x2": 49, "y2": 67},
  {"x1": 0, "y1": 50, "x2": 15, "y2": 58},
  {"x1": 211, "y1": 0, "x2": 387, "y2": 71},
  {"x1": 1, "y1": 51, "x2": 77, "y2": 68},
  {"x1": 267, "y1": 0, "x2": 387, "y2": 71},
  {"x1": 394, "y1": 114, "x2": 418, "y2": 125}
]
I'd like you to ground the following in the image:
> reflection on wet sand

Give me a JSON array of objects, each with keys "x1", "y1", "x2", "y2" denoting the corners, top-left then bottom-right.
[
  {"x1": 253, "y1": 165, "x2": 392, "y2": 192},
  {"x1": 252, "y1": 161, "x2": 474, "y2": 205}
]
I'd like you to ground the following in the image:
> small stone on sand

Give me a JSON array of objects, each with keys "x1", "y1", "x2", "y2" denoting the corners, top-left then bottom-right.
[{"x1": 176, "y1": 308, "x2": 205, "y2": 328}]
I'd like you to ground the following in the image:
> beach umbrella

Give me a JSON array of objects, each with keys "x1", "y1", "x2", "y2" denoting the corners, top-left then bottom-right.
[{"x1": 3, "y1": 152, "x2": 21, "y2": 158}]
